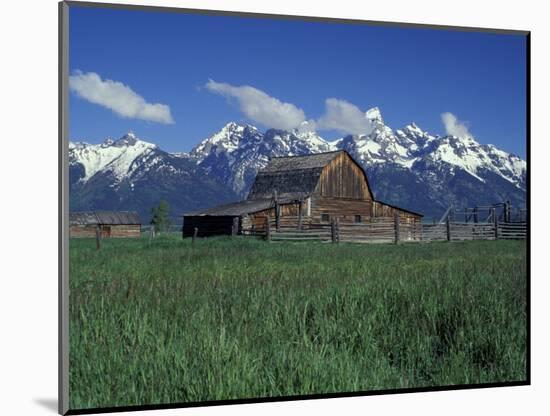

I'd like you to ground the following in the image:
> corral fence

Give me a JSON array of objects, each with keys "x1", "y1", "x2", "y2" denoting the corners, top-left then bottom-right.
[
  {"x1": 182, "y1": 203, "x2": 526, "y2": 244},
  {"x1": 241, "y1": 213, "x2": 526, "y2": 244},
  {"x1": 247, "y1": 215, "x2": 423, "y2": 244}
]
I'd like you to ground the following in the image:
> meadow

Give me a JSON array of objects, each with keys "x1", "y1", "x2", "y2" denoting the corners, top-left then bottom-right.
[{"x1": 69, "y1": 236, "x2": 527, "y2": 410}]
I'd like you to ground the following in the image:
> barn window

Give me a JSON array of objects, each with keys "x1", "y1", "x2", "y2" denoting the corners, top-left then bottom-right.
[
  {"x1": 321, "y1": 213, "x2": 330, "y2": 222},
  {"x1": 354, "y1": 215, "x2": 362, "y2": 223}
]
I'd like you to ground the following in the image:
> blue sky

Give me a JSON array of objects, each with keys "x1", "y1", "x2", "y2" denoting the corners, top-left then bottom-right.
[{"x1": 69, "y1": 6, "x2": 527, "y2": 158}]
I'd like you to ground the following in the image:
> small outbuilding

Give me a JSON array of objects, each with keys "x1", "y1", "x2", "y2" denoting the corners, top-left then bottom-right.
[
  {"x1": 69, "y1": 211, "x2": 141, "y2": 238},
  {"x1": 183, "y1": 150, "x2": 422, "y2": 237}
]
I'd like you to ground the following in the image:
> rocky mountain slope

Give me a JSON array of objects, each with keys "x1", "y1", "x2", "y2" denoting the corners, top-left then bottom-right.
[
  {"x1": 69, "y1": 132, "x2": 238, "y2": 221},
  {"x1": 190, "y1": 108, "x2": 526, "y2": 218},
  {"x1": 69, "y1": 108, "x2": 526, "y2": 221}
]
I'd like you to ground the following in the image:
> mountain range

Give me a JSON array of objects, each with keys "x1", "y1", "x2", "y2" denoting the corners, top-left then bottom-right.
[{"x1": 69, "y1": 107, "x2": 527, "y2": 222}]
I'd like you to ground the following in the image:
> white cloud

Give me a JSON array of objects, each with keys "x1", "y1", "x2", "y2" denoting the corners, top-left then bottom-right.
[
  {"x1": 205, "y1": 80, "x2": 306, "y2": 130},
  {"x1": 296, "y1": 119, "x2": 318, "y2": 133},
  {"x1": 441, "y1": 112, "x2": 472, "y2": 138},
  {"x1": 316, "y1": 98, "x2": 373, "y2": 136},
  {"x1": 69, "y1": 71, "x2": 174, "y2": 124}
]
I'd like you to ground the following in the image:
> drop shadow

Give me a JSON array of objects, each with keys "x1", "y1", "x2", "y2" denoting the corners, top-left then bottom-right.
[{"x1": 34, "y1": 398, "x2": 58, "y2": 413}]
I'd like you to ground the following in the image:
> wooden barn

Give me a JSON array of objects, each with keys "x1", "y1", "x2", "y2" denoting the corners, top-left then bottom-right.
[
  {"x1": 69, "y1": 211, "x2": 141, "y2": 238},
  {"x1": 183, "y1": 150, "x2": 422, "y2": 237}
]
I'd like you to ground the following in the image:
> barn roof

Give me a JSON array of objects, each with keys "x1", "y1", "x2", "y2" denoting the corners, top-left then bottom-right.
[
  {"x1": 260, "y1": 151, "x2": 342, "y2": 172},
  {"x1": 247, "y1": 151, "x2": 343, "y2": 200},
  {"x1": 187, "y1": 195, "x2": 303, "y2": 217},
  {"x1": 95, "y1": 211, "x2": 141, "y2": 225},
  {"x1": 69, "y1": 212, "x2": 99, "y2": 225},
  {"x1": 374, "y1": 200, "x2": 424, "y2": 218},
  {"x1": 69, "y1": 211, "x2": 141, "y2": 225}
]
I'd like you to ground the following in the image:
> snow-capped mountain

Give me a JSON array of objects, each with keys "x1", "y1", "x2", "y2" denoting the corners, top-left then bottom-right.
[
  {"x1": 69, "y1": 132, "x2": 157, "y2": 184},
  {"x1": 69, "y1": 133, "x2": 238, "y2": 220},
  {"x1": 341, "y1": 119, "x2": 526, "y2": 217},
  {"x1": 69, "y1": 108, "x2": 526, "y2": 221},
  {"x1": 190, "y1": 122, "x2": 333, "y2": 195},
  {"x1": 189, "y1": 108, "x2": 526, "y2": 218},
  {"x1": 336, "y1": 108, "x2": 526, "y2": 189}
]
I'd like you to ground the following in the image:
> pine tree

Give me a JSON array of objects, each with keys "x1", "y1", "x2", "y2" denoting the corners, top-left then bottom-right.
[{"x1": 150, "y1": 200, "x2": 171, "y2": 234}]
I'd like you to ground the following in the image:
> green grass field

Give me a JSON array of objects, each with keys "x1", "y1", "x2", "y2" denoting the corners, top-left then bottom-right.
[{"x1": 69, "y1": 236, "x2": 527, "y2": 410}]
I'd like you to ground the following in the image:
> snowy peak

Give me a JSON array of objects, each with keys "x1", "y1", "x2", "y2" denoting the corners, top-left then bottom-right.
[
  {"x1": 400, "y1": 122, "x2": 428, "y2": 139},
  {"x1": 293, "y1": 129, "x2": 337, "y2": 152},
  {"x1": 113, "y1": 131, "x2": 139, "y2": 147},
  {"x1": 422, "y1": 134, "x2": 526, "y2": 188},
  {"x1": 189, "y1": 112, "x2": 525, "y2": 198},
  {"x1": 191, "y1": 123, "x2": 334, "y2": 163},
  {"x1": 68, "y1": 110, "x2": 526, "y2": 220},
  {"x1": 190, "y1": 122, "x2": 260, "y2": 159},
  {"x1": 69, "y1": 132, "x2": 157, "y2": 183},
  {"x1": 190, "y1": 123, "x2": 336, "y2": 195},
  {"x1": 366, "y1": 107, "x2": 384, "y2": 125},
  {"x1": 263, "y1": 128, "x2": 335, "y2": 155}
]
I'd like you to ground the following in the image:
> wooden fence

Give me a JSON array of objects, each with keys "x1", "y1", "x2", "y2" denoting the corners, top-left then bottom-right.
[
  {"x1": 421, "y1": 222, "x2": 496, "y2": 242},
  {"x1": 185, "y1": 214, "x2": 526, "y2": 244},
  {"x1": 497, "y1": 222, "x2": 527, "y2": 240},
  {"x1": 260, "y1": 215, "x2": 421, "y2": 244},
  {"x1": 256, "y1": 215, "x2": 526, "y2": 244}
]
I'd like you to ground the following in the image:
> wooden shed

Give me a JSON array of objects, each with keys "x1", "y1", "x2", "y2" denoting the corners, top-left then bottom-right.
[
  {"x1": 69, "y1": 211, "x2": 141, "y2": 238},
  {"x1": 183, "y1": 150, "x2": 422, "y2": 237}
]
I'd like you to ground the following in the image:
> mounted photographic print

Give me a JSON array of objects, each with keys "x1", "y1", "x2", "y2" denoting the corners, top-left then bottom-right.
[{"x1": 59, "y1": 1, "x2": 529, "y2": 414}]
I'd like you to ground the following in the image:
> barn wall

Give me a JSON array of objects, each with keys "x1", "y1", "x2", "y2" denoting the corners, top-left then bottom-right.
[
  {"x1": 246, "y1": 208, "x2": 277, "y2": 234},
  {"x1": 183, "y1": 216, "x2": 237, "y2": 237},
  {"x1": 69, "y1": 224, "x2": 141, "y2": 238},
  {"x1": 253, "y1": 203, "x2": 302, "y2": 218},
  {"x1": 69, "y1": 225, "x2": 97, "y2": 238},
  {"x1": 109, "y1": 225, "x2": 141, "y2": 238},
  {"x1": 310, "y1": 196, "x2": 373, "y2": 223},
  {"x1": 248, "y1": 202, "x2": 308, "y2": 229},
  {"x1": 315, "y1": 152, "x2": 371, "y2": 200},
  {"x1": 372, "y1": 201, "x2": 421, "y2": 224},
  {"x1": 241, "y1": 214, "x2": 266, "y2": 234}
]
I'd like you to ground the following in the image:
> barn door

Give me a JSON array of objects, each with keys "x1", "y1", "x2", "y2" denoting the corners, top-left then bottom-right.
[{"x1": 101, "y1": 226, "x2": 111, "y2": 238}]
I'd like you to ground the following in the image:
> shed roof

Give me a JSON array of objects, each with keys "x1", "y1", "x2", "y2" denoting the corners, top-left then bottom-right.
[
  {"x1": 69, "y1": 211, "x2": 141, "y2": 225},
  {"x1": 95, "y1": 211, "x2": 141, "y2": 225},
  {"x1": 187, "y1": 194, "x2": 304, "y2": 217},
  {"x1": 69, "y1": 212, "x2": 99, "y2": 225},
  {"x1": 247, "y1": 151, "x2": 343, "y2": 200},
  {"x1": 374, "y1": 200, "x2": 424, "y2": 218}
]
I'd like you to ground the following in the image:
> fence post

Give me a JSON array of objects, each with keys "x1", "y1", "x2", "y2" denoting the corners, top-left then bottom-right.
[
  {"x1": 394, "y1": 213, "x2": 400, "y2": 244},
  {"x1": 192, "y1": 227, "x2": 198, "y2": 244},
  {"x1": 231, "y1": 217, "x2": 239, "y2": 236},
  {"x1": 274, "y1": 190, "x2": 280, "y2": 231},
  {"x1": 297, "y1": 199, "x2": 303, "y2": 230},
  {"x1": 330, "y1": 219, "x2": 336, "y2": 243},
  {"x1": 95, "y1": 225, "x2": 101, "y2": 250},
  {"x1": 504, "y1": 201, "x2": 510, "y2": 223},
  {"x1": 336, "y1": 218, "x2": 340, "y2": 243},
  {"x1": 446, "y1": 217, "x2": 452, "y2": 242},
  {"x1": 493, "y1": 208, "x2": 499, "y2": 240},
  {"x1": 265, "y1": 216, "x2": 271, "y2": 242}
]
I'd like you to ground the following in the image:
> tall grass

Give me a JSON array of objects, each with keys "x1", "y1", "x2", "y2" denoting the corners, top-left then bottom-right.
[{"x1": 69, "y1": 236, "x2": 527, "y2": 410}]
